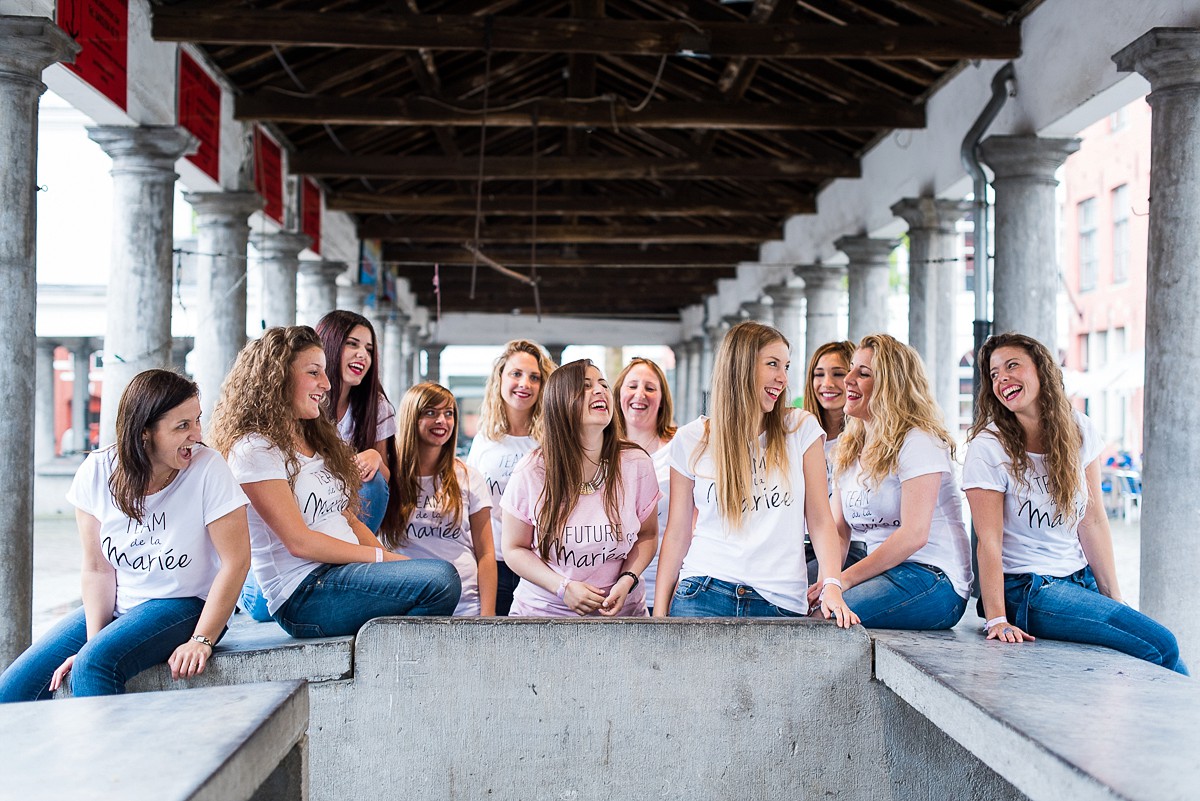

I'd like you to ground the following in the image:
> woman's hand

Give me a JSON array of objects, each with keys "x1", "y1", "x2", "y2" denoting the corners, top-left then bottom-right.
[
  {"x1": 986, "y1": 620, "x2": 1035, "y2": 644},
  {"x1": 818, "y1": 586, "x2": 859, "y2": 629},
  {"x1": 168, "y1": 639, "x2": 214, "y2": 680},
  {"x1": 806, "y1": 581, "x2": 822, "y2": 607},
  {"x1": 356, "y1": 449, "x2": 384, "y2": 481},
  {"x1": 563, "y1": 580, "x2": 606, "y2": 616},
  {"x1": 49, "y1": 655, "x2": 76, "y2": 692},
  {"x1": 598, "y1": 575, "x2": 635, "y2": 617}
]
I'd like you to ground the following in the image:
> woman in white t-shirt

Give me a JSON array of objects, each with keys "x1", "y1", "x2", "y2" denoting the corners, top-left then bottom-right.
[
  {"x1": 502, "y1": 360, "x2": 660, "y2": 617},
  {"x1": 212, "y1": 326, "x2": 460, "y2": 638},
  {"x1": 653, "y1": 322, "x2": 856, "y2": 624},
  {"x1": 828, "y1": 334, "x2": 972, "y2": 630},
  {"x1": 0, "y1": 370, "x2": 249, "y2": 701},
  {"x1": 613, "y1": 357, "x2": 677, "y2": 614},
  {"x1": 466, "y1": 340, "x2": 556, "y2": 615},
  {"x1": 386, "y1": 383, "x2": 496, "y2": 616},
  {"x1": 963, "y1": 333, "x2": 1185, "y2": 673}
]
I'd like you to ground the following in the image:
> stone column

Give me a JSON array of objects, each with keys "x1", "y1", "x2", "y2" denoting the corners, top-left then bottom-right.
[
  {"x1": 765, "y1": 284, "x2": 806, "y2": 393},
  {"x1": 669, "y1": 341, "x2": 688, "y2": 423},
  {"x1": 70, "y1": 338, "x2": 93, "y2": 453},
  {"x1": 545, "y1": 344, "x2": 566, "y2": 366},
  {"x1": 685, "y1": 336, "x2": 704, "y2": 421},
  {"x1": 171, "y1": 337, "x2": 194, "y2": 373},
  {"x1": 836, "y1": 236, "x2": 898, "y2": 343},
  {"x1": 184, "y1": 191, "x2": 261, "y2": 422},
  {"x1": 35, "y1": 340, "x2": 57, "y2": 464},
  {"x1": 796, "y1": 265, "x2": 847, "y2": 364},
  {"x1": 379, "y1": 312, "x2": 403, "y2": 403},
  {"x1": 0, "y1": 16, "x2": 79, "y2": 669},
  {"x1": 256, "y1": 230, "x2": 311, "y2": 329},
  {"x1": 336, "y1": 281, "x2": 370, "y2": 314},
  {"x1": 297, "y1": 260, "x2": 345, "y2": 327},
  {"x1": 363, "y1": 298, "x2": 390, "y2": 391},
  {"x1": 979, "y1": 135, "x2": 1080, "y2": 352},
  {"x1": 741, "y1": 298, "x2": 775, "y2": 328},
  {"x1": 424, "y1": 344, "x2": 445, "y2": 384},
  {"x1": 89, "y1": 126, "x2": 197, "y2": 447},
  {"x1": 407, "y1": 325, "x2": 424, "y2": 387},
  {"x1": 892, "y1": 197, "x2": 973, "y2": 429},
  {"x1": 1115, "y1": 29, "x2": 1200, "y2": 665}
]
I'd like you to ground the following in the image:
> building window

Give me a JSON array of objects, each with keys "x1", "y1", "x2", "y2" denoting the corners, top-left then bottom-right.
[
  {"x1": 1078, "y1": 198, "x2": 1098, "y2": 291},
  {"x1": 1112, "y1": 185, "x2": 1130, "y2": 283}
]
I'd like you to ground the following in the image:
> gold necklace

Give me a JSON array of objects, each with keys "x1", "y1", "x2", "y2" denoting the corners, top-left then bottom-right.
[
  {"x1": 149, "y1": 468, "x2": 179, "y2": 494},
  {"x1": 579, "y1": 459, "x2": 607, "y2": 495}
]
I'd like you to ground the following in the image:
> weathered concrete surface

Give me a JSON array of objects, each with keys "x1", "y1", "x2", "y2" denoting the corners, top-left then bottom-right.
[
  {"x1": 297, "y1": 260, "x2": 345, "y2": 327},
  {"x1": 3, "y1": 681, "x2": 308, "y2": 801},
  {"x1": 796, "y1": 265, "x2": 846, "y2": 362},
  {"x1": 874, "y1": 628, "x2": 1199, "y2": 801},
  {"x1": 837, "y1": 236, "x2": 898, "y2": 343},
  {"x1": 256, "y1": 230, "x2": 311, "y2": 329}
]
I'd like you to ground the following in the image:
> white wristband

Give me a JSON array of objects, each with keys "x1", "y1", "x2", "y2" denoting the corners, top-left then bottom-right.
[
  {"x1": 557, "y1": 578, "x2": 571, "y2": 599},
  {"x1": 822, "y1": 577, "x2": 844, "y2": 590},
  {"x1": 374, "y1": 547, "x2": 384, "y2": 563},
  {"x1": 984, "y1": 615, "x2": 1008, "y2": 631}
]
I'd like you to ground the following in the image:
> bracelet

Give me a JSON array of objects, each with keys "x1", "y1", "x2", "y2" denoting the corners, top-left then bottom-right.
[
  {"x1": 822, "y1": 577, "x2": 844, "y2": 590},
  {"x1": 190, "y1": 634, "x2": 214, "y2": 649},
  {"x1": 983, "y1": 615, "x2": 1008, "y2": 631},
  {"x1": 556, "y1": 578, "x2": 571, "y2": 599},
  {"x1": 374, "y1": 547, "x2": 384, "y2": 563},
  {"x1": 618, "y1": 571, "x2": 640, "y2": 590}
]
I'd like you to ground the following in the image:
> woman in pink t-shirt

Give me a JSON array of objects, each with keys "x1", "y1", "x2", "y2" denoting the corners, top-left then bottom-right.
[{"x1": 501, "y1": 360, "x2": 660, "y2": 617}]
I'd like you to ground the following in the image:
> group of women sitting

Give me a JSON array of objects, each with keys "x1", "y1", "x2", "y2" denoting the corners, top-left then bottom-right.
[{"x1": 0, "y1": 317, "x2": 1185, "y2": 702}]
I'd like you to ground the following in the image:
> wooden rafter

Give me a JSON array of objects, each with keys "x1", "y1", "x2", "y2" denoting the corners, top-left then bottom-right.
[{"x1": 328, "y1": 191, "x2": 816, "y2": 216}]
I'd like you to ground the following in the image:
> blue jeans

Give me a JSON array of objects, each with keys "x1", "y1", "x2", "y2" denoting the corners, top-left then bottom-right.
[
  {"x1": 273, "y1": 559, "x2": 461, "y2": 638},
  {"x1": 668, "y1": 576, "x2": 804, "y2": 618},
  {"x1": 0, "y1": 597, "x2": 208, "y2": 702},
  {"x1": 841, "y1": 562, "x2": 966, "y2": 630},
  {"x1": 806, "y1": 540, "x2": 868, "y2": 586},
  {"x1": 495, "y1": 560, "x2": 520, "y2": 617},
  {"x1": 1004, "y1": 567, "x2": 1188, "y2": 676}
]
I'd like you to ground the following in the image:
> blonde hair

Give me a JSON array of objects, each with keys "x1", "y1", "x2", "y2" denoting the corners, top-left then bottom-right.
[
  {"x1": 210, "y1": 326, "x2": 361, "y2": 508},
  {"x1": 802, "y1": 340, "x2": 855, "y2": 438},
  {"x1": 833, "y1": 334, "x2": 955, "y2": 486},
  {"x1": 969, "y1": 332, "x2": 1083, "y2": 522},
  {"x1": 613, "y1": 357, "x2": 678, "y2": 442},
  {"x1": 694, "y1": 321, "x2": 796, "y2": 528},
  {"x1": 476, "y1": 340, "x2": 556, "y2": 442},
  {"x1": 385, "y1": 382, "x2": 462, "y2": 549}
]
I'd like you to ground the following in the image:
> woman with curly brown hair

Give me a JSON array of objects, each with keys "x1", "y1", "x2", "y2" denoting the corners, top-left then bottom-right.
[
  {"x1": 211, "y1": 326, "x2": 460, "y2": 637},
  {"x1": 963, "y1": 333, "x2": 1185, "y2": 673}
]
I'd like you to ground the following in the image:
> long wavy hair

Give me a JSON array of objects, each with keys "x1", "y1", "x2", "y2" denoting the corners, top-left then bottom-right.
[
  {"x1": 109, "y1": 369, "x2": 200, "y2": 523},
  {"x1": 210, "y1": 326, "x2": 361, "y2": 506},
  {"x1": 385, "y1": 382, "x2": 463, "y2": 549},
  {"x1": 315, "y1": 309, "x2": 390, "y2": 453},
  {"x1": 694, "y1": 321, "x2": 796, "y2": 529},
  {"x1": 834, "y1": 334, "x2": 955, "y2": 486},
  {"x1": 969, "y1": 332, "x2": 1083, "y2": 521},
  {"x1": 476, "y1": 339, "x2": 556, "y2": 442},
  {"x1": 802, "y1": 340, "x2": 855, "y2": 438},
  {"x1": 533, "y1": 360, "x2": 639, "y2": 561},
  {"x1": 613, "y1": 357, "x2": 678, "y2": 443}
]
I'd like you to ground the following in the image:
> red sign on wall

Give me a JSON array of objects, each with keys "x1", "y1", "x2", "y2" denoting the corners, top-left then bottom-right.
[
  {"x1": 302, "y1": 178, "x2": 322, "y2": 255},
  {"x1": 254, "y1": 127, "x2": 283, "y2": 224},
  {"x1": 178, "y1": 53, "x2": 221, "y2": 182},
  {"x1": 58, "y1": 0, "x2": 129, "y2": 111}
]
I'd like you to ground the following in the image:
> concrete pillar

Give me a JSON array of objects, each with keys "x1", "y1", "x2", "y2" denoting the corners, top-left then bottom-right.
[
  {"x1": 256, "y1": 231, "x2": 311, "y2": 329},
  {"x1": 979, "y1": 135, "x2": 1080, "y2": 353},
  {"x1": 35, "y1": 340, "x2": 56, "y2": 464},
  {"x1": 381, "y1": 313, "x2": 405, "y2": 403},
  {"x1": 765, "y1": 284, "x2": 806, "y2": 393},
  {"x1": 424, "y1": 344, "x2": 445, "y2": 384},
  {"x1": 298, "y1": 260, "x2": 345, "y2": 327},
  {"x1": 545, "y1": 344, "x2": 566, "y2": 366},
  {"x1": 892, "y1": 197, "x2": 972, "y2": 429},
  {"x1": 336, "y1": 281, "x2": 370, "y2": 315},
  {"x1": 363, "y1": 298, "x2": 389, "y2": 391},
  {"x1": 171, "y1": 337, "x2": 194, "y2": 373},
  {"x1": 70, "y1": 338, "x2": 93, "y2": 453},
  {"x1": 796, "y1": 265, "x2": 847, "y2": 362},
  {"x1": 408, "y1": 325, "x2": 424, "y2": 387},
  {"x1": 88, "y1": 126, "x2": 197, "y2": 448},
  {"x1": 836, "y1": 236, "x2": 898, "y2": 343},
  {"x1": 741, "y1": 298, "x2": 774, "y2": 327},
  {"x1": 685, "y1": 337, "x2": 704, "y2": 421},
  {"x1": 669, "y1": 341, "x2": 688, "y2": 423},
  {"x1": 1114, "y1": 29, "x2": 1200, "y2": 666},
  {"x1": 0, "y1": 16, "x2": 80, "y2": 669},
  {"x1": 184, "y1": 191, "x2": 261, "y2": 422}
]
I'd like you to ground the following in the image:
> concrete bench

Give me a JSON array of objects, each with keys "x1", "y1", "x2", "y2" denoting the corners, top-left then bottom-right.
[{"x1": 3, "y1": 680, "x2": 309, "y2": 801}]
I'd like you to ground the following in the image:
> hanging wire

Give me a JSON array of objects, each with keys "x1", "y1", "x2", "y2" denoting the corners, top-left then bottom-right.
[{"x1": 470, "y1": 16, "x2": 495, "y2": 300}]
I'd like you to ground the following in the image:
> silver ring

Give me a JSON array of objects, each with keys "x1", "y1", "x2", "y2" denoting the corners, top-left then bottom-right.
[{"x1": 1003, "y1": 627, "x2": 1013, "y2": 635}]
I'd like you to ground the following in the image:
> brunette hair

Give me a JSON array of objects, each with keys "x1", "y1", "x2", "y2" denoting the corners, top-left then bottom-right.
[
  {"x1": 802, "y1": 340, "x2": 855, "y2": 438},
  {"x1": 968, "y1": 332, "x2": 1083, "y2": 521},
  {"x1": 385, "y1": 382, "x2": 463, "y2": 549},
  {"x1": 109, "y1": 369, "x2": 199, "y2": 523},
  {"x1": 533, "y1": 360, "x2": 639, "y2": 561},
  {"x1": 315, "y1": 309, "x2": 390, "y2": 454},
  {"x1": 613, "y1": 357, "x2": 678, "y2": 442},
  {"x1": 477, "y1": 339, "x2": 556, "y2": 442},
  {"x1": 833, "y1": 334, "x2": 955, "y2": 485}
]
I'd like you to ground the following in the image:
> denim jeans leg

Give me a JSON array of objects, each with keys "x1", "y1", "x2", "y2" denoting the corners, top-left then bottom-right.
[
  {"x1": 275, "y1": 559, "x2": 462, "y2": 638},
  {"x1": 239, "y1": 575, "x2": 274, "y2": 622},
  {"x1": 807, "y1": 540, "x2": 869, "y2": 586},
  {"x1": 70, "y1": 597, "x2": 207, "y2": 697},
  {"x1": 668, "y1": 576, "x2": 737, "y2": 617},
  {"x1": 495, "y1": 560, "x2": 521, "y2": 617},
  {"x1": 842, "y1": 563, "x2": 966, "y2": 630},
  {"x1": 0, "y1": 606, "x2": 89, "y2": 702},
  {"x1": 357, "y1": 471, "x2": 390, "y2": 534}
]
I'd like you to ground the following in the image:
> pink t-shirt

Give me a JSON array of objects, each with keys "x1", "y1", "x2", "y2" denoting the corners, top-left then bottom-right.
[{"x1": 501, "y1": 447, "x2": 661, "y2": 617}]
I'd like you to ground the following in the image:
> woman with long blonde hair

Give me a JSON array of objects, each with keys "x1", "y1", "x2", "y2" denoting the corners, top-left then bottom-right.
[
  {"x1": 211, "y1": 326, "x2": 460, "y2": 637},
  {"x1": 385, "y1": 383, "x2": 497, "y2": 616},
  {"x1": 653, "y1": 322, "x2": 855, "y2": 624},
  {"x1": 466, "y1": 339, "x2": 556, "y2": 615},
  {"x1": 963, "y1": 333, "x2": 1185, "y2": 672},
  {"x1": 827, "y1": 334, "x2": 971, "y2": 629},
  {"x1": 501, "y1": 360, "x2": 659, "y2": 616}
]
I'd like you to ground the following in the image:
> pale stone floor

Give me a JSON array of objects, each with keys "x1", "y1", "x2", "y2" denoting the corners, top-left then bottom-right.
[{"x1": 30, "y1": 513, "x2": 1144, "y2": 638}]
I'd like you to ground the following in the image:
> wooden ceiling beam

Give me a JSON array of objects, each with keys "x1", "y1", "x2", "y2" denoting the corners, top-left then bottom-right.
[
  {"x1": 361, "y1": 222, "x2": 777, "y2": 244},
  {"x1": 329, "y1": 191, "x2": 815, "y2": 216},
  {"x1": 381, "y1": 246, "x2": 755, "y2": 266},
  {"x1": 152, "y1": 11, "x2": 1021, "y2": 60}
]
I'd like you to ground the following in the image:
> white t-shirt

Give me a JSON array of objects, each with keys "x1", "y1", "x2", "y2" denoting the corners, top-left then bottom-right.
[
  {"x1": 641, "y1": 442, "x2": 673, "y2": 606},
  {"x1": 501, "y1": 448, "x2": 660, "y2": 617},
  {"x1": 836, "y1": 429, "x2": 972, "y2": 598},
  {"x1": 962, "y1": 409, "x2": 1103, "y2": 576},
  {"x1": 336, "y1": 396, "x2": 397, "y2": 445},
  {"x1": 396, "y1": 463, "x2": 492, "y2": 616},
  {"x1": 227, "y1": 434, "x2": 359, "y2": 615},
  {"x1": 466, "y1": 433, "x2": 537, "y2": 562},
  {"x1": 824, "y1": 434, "x2": 839, "y2": 498},
  {"x1": 668, "y1": 409, "x2": 824, "y2": 614},
  {"x1": 66, "y1": 446, "x2": 248, "y2": 616}
]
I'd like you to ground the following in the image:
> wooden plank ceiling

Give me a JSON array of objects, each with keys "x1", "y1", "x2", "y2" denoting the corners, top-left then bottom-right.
[{"x1": 152, "y1": 0, "x2": 1037, "y2": 320}]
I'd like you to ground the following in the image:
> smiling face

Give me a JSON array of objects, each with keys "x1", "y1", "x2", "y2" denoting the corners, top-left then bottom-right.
[
  {"x1": 417, "y1": 400, "x2": 457, "y2": 449},
  {"x1": 619, "y1": 363, "x2": 662, "y2": 435},
  {"x1": 811, "y1": 351, "x2": 849, "y2": 413},
  {"x1": 844, "y1": 348, "x2": 876, "y2": 421},
  {"x1": 755, "y1": 339, "x2": 790, "y2": 414},
  {"x1": 989, "y1": 345, "x2": 1042, "y2": 418},
  {"x1": 144, "y1": 395, "x2": 203, "y2": 475},
  {"x1": 580, "y1": 365, "x2": 613, "y2": 431},
  {"x1": 290, "y1": 346, "x2": 331, "y2": 420},
  {"x1": 340, "y1": 324, "x2": 373, "y2": 388},
  {"x1": 500, "y1": 351, "x2": 543, "y2": 415}
]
